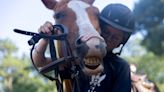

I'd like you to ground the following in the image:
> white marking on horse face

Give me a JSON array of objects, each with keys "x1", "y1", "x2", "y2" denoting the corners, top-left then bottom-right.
[{"x1": 68, "y1": 0, "x2": 100, "y2": 40}]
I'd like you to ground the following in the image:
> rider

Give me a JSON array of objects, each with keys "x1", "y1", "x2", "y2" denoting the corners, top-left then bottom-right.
[
  {"x1": 97, "y1": 3, "x2": 135, "y2": 92},
  {"x1": 32, "y1": 3, "x2": 135, "y2": 92}
]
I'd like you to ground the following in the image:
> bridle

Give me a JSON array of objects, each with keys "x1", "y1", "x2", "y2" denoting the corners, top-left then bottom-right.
[{"x1": 13, "y1": 24, "x2": 81, "y2": 92}]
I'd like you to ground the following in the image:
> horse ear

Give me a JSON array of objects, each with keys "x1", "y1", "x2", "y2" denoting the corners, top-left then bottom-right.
[
  {"x1": 83, "y1": 0, "x2": 95, "y2": 5},
  {"x1": 41, "y1": 0, "x2": 57, "y2": 10}
]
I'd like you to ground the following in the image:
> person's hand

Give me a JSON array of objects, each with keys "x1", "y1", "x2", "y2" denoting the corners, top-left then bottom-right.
[{"x1": 38, "y1": 21, "x2": 53, "y2": 35}]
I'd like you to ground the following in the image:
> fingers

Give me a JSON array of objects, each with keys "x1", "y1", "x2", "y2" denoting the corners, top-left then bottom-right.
[
  {"x1": 142, "y1": 82, "x2": 154, "y2": 89},
  {"x1": 38, "y1": 21, "x2": 53, "y2": 35}
]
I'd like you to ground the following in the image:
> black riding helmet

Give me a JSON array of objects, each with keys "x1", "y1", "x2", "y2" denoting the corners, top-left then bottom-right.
[{"x1": 99, "y1": 3, "x2": 135, "y2": 45}]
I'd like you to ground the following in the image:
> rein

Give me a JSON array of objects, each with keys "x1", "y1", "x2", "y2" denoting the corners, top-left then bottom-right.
[{"x1": 13, "y1": 24, "x2": 80, "y2": 92}]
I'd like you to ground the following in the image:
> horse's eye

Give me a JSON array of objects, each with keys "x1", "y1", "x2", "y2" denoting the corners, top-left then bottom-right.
[{"x1": 54, "y1": 12, "x2": 65, "y2": 19}]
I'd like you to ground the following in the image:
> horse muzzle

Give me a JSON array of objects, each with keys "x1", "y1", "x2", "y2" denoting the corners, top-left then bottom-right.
[{"x1": 76, "y1": 36, "x2": 107, "y2": 76}]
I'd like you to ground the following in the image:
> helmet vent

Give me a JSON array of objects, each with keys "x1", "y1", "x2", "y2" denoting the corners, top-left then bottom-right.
[
  {"x1": 114, "y1": 19, "x2": 119, "y2": 23},
  {"x1": 107, "y1": 10, "x2": 112, "y2": 18}
]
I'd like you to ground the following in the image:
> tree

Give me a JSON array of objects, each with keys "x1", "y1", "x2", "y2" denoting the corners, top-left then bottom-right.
[
  {"x1": 133, "y1": 0, "x2": 164, "y2": 56},
  {"x1": 143, "y1": 25, "x2": 164, "y2": 55},
  {"x1": 0, "y1": 39, "x2": 18, "y2": 56},
  {"x1": 0, "y1": 38, "x2": 57, "y2": 92}
]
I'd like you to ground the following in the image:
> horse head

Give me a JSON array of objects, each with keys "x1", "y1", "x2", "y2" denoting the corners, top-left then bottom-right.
[{"x1": 41, "y1": 0, "x2": 107, "y2": 76}]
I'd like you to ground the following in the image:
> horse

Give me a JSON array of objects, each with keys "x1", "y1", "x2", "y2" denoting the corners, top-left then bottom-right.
[
  {"x1": 41, "y1": 0, "x2": 107, "y2": 92},
  {"x1": 130, "y1": 64, "x2": 160, "y2": 92}
]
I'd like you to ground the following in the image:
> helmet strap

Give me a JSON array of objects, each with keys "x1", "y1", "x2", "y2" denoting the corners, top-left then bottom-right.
[{"x1": 112, "y1": 44, "x2": 124, "y2": 55}]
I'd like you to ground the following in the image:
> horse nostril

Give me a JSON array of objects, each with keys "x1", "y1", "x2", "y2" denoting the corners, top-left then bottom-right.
[
  {"x1": 76, "y1": 38, "x2": 82, "y2": 46},
  {"x1": 84, "y1": 37, "x2": 107, "y2": 57},
  {"x1": 95, "y1": 42, "x2": 107, "y2": 57},
  {"x1": 75, "y1": 38, "x2": 89, "y2": 58}
]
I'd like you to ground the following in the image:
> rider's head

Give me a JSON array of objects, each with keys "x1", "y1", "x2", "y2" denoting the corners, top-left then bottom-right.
[{"x1": 99, "y1": 3, "x2": 135, "y2": 53}]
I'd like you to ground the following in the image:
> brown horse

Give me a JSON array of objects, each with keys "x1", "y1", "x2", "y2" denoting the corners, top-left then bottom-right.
[{"x1": 41, "y1": 0, "x2": 106, "y2": 92}]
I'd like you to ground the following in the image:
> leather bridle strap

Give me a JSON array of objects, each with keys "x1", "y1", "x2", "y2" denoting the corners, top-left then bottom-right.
[
  {"x1": 14, "y1": 24, "x2": 81, "y2": 92},
  {"x1": 14, "y1": 25, "x2": 69, "y2": 92}
]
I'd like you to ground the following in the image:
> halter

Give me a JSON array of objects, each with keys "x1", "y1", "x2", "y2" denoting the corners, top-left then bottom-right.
[{"x1": 14, "y1": 24, "x2": 80, "y2": 92}]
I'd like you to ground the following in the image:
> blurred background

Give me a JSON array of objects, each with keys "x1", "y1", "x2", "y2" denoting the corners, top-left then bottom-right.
[{"x1": 0, "y1": 0, "x2": 164, "y2": 92}]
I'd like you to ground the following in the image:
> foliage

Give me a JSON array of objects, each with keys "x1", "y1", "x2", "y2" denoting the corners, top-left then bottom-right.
[
  {"x1": 133, "y1": 0, "x2": 164, "y2": 56},
  {"x1": 0, "y1": 38, "x2": 57, "y2": 92},
  {"x1": 0, "y1": 39, "x2": 18, "y2": 56},
  {"x1": 142, "y1": 25, "x2": 164, "y2": 55},
  {"x1": 13, "y1": 76, "x2": 57, "y2": 92}
]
